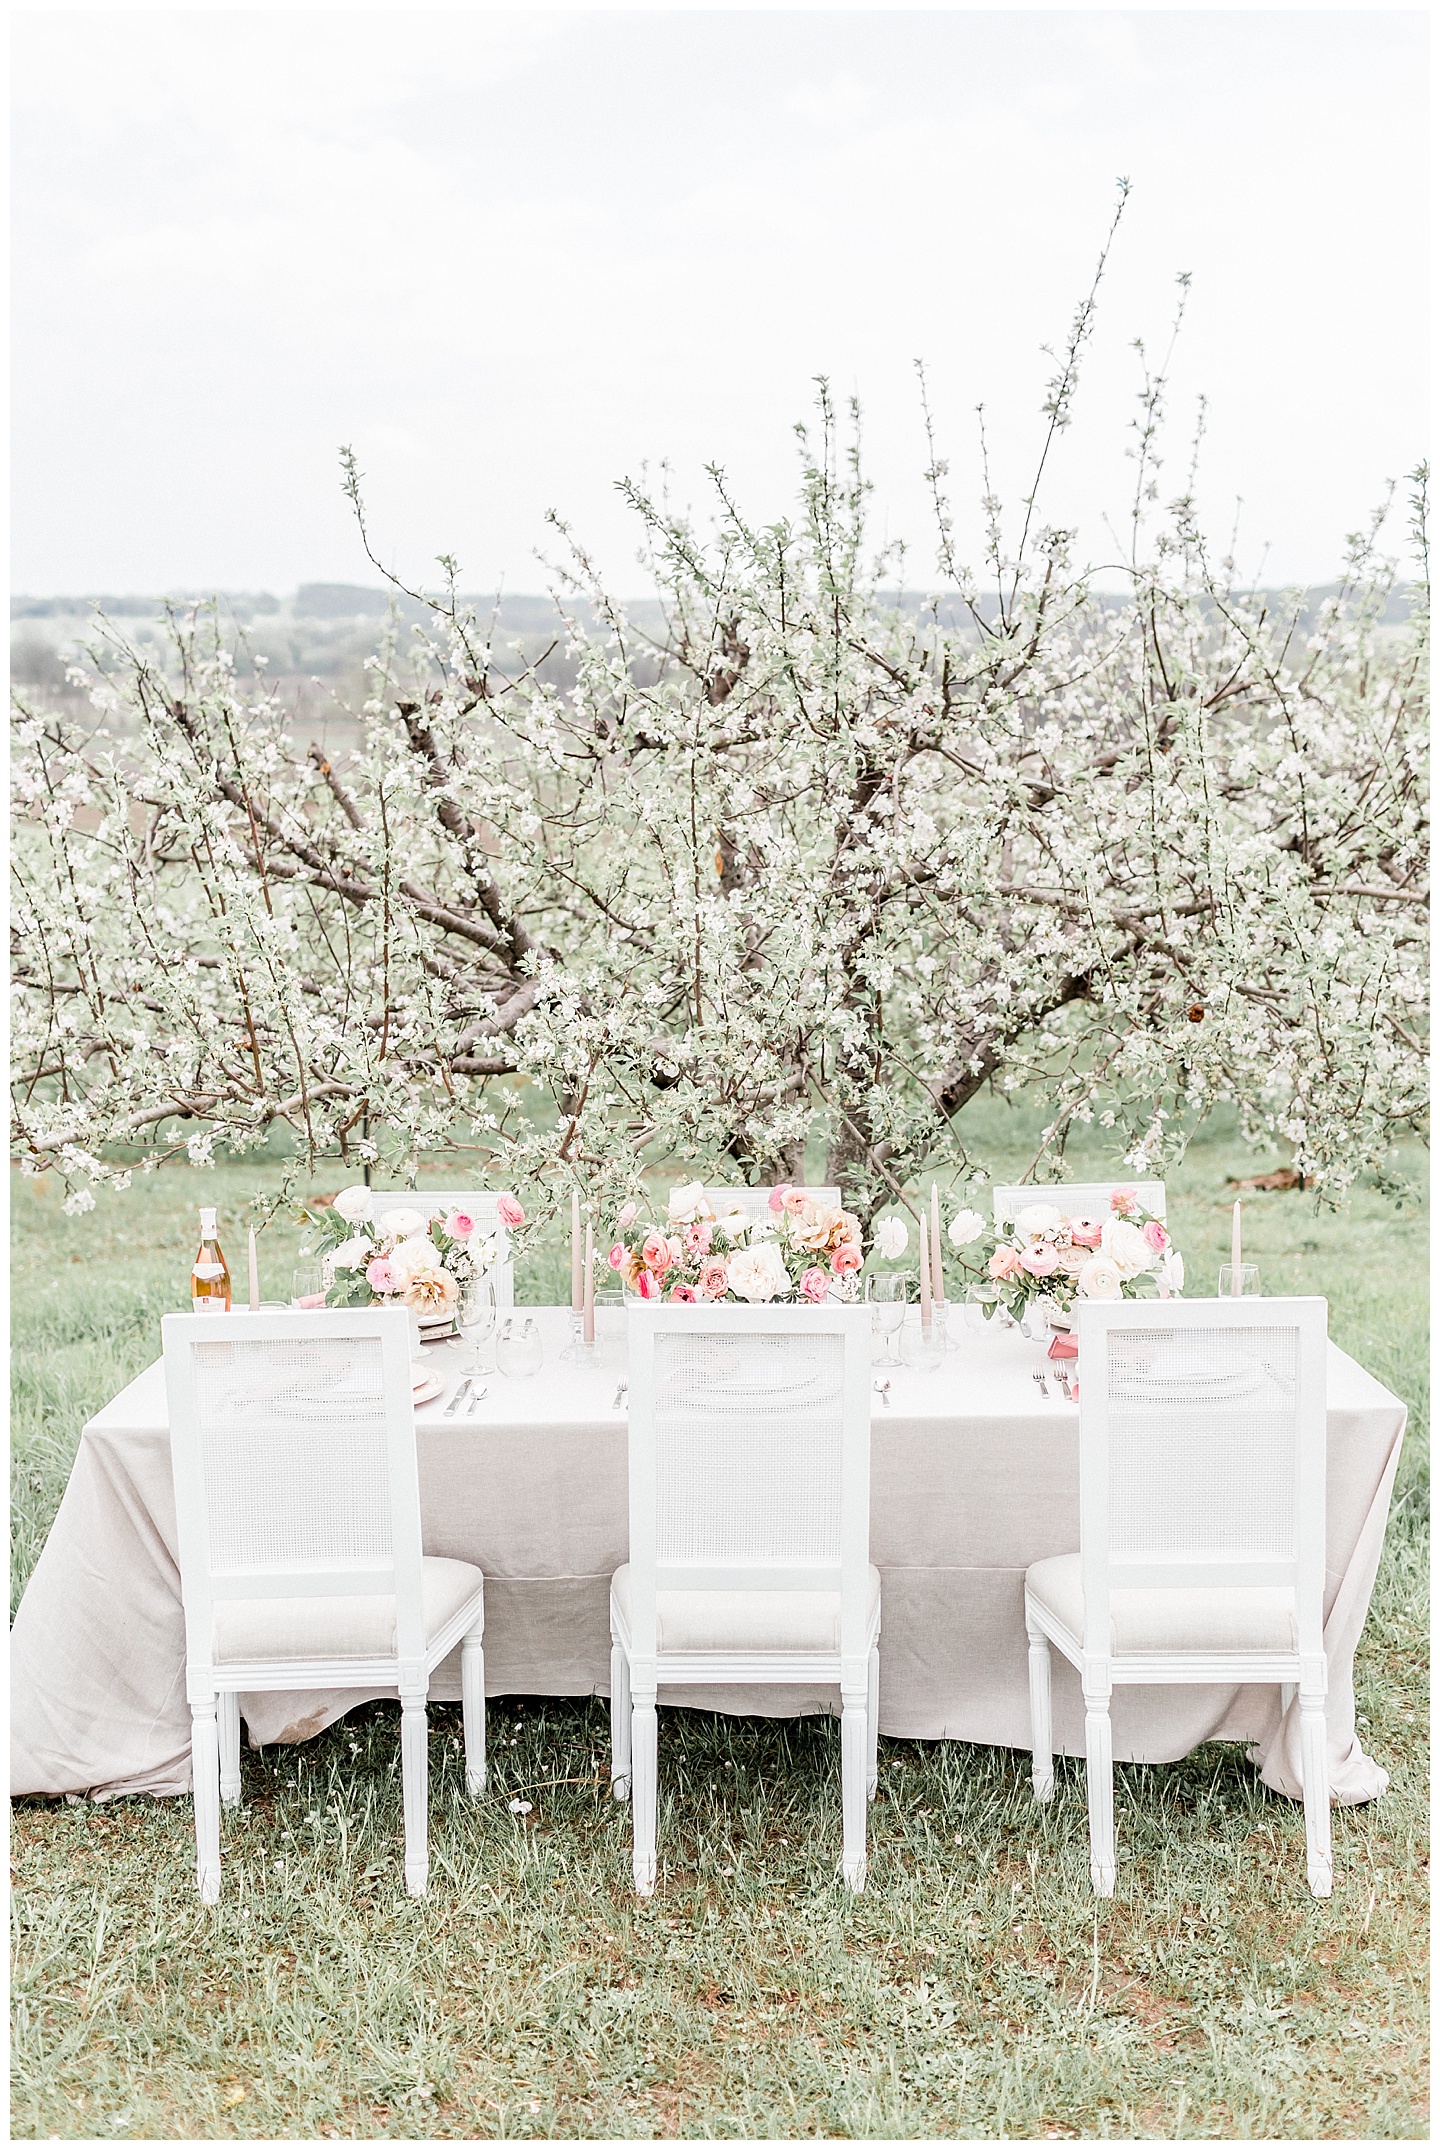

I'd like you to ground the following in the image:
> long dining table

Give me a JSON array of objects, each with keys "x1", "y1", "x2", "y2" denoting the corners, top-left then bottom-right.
[{"x1": 11, "y1": 1304, "x2": 1405, "y2": 1807}]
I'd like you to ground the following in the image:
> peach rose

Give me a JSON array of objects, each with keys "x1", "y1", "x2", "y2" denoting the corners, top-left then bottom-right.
[
  {"x1": 988, "y1": 1247, "x2": 1022, "y2": 1280},
  {"x1": 799, "y1": 1266, "x2": 830, "y2": 1302},
  {"x1": 641, "y1": 1231, "x2": 673, "y2": 1273},
  {"x1": 402, "y1": 1266, "x2": 460, "y2": 1315}
]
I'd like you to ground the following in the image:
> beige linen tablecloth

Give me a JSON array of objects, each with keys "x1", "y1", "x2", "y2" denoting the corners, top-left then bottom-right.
[{"x1": 11, "y1": 1310, "x2": 1405, "y2": 1806}]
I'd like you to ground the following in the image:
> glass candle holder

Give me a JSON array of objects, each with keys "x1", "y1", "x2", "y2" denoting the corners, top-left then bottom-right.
[{"x1": 1218, "y1": 1262, "x2": 1261, "y2": 1298}]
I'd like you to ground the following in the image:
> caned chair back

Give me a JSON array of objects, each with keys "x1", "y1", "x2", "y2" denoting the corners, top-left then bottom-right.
[
  {"x1": 1073, "y1": 1297, "x2": 1328, "y2": 1658},
  {"x1": 162, "y1": 1308, "x2": 427, "y2": 1668},
  {"x1": 700, "y1": 1186, "x2": 843, "y2": 1222},
  {"x1": 371, "y1": 1189, "x2": 514, "y2": 1307},
  {"x1": 625, "y1": 1303, "x2": 872, "y2": 1663},
  {"x1": 992, "y1": 1180, "x2": 1167, "y2": 1230}
]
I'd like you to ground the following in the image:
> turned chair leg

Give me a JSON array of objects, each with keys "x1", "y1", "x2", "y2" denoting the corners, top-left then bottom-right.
[
  {"x1": 866, "y1": 1646, "x2": 880, "y2": 1802},
  {"x1": 400, "y1": 1695, "x2": 430, "y2": 1897},
  {"x1": 610, "y1": 1641, "x2": 632, "y2": 1801},
  {"x1": 461, "y1": 1623, "x2": 487, "y2": 1795},
  {"x1": 630, "y1": 1687, "x2": 658, "y2": 1895},
  {"x1": 1026, "y1": 1608, "x2": 1054, "y2": 1803},
  {"x1": 841, "y1": 1688, "x2": 868, "y2": 1891},
  {"x1": 1084, "y1": 1690, "x2": 1116, "y2": 1897},
  {"x1": 190, "y1": 1697, "x2": 222, "y2": 1903},
  {"x1": 218, "y1": 1690, "x2": 242, "y2": 1808},
  {"x1": 1299, "y1": 1674, "x2": 1333, "y2": 1898}
]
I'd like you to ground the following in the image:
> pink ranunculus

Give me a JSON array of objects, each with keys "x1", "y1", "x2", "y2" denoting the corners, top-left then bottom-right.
[
  {"x1": 1068, "y1": 1214, "x2": 1105, "y2": 1249},
  {"x1": 799, "y1": 1266, "x2": 830, "y2": 1303},
  {"x1": 366, "y1": 1258, "x2": 398, "y2": 1294},
  {"x1": 496, "y1": 1194, "x2": 525, "y2": 1229},
  {"x1": 444, "y1": 1209, "x2": 475, "y2": 1239},
  {"x1": 1143, "y1": 1220, "x2": 1169, "y2": 1251},
  {"x1": 669, "y1": 1283, "x2": 697, "y2": 1302},
  {"x1": 641, "y1": 1231, "x2": 673, "y2": 1273},
  {"x1": 617, "y1": 1200, "x2": 638, "y2": 1229},
  {"x1": 635, "y1": 1269, "x2": 662, "y2": 1300},
  {"x1": 830, "y1": 1243, "x2": 862, "y2": 1275},
  {"x1": 1108, "y1": 1187, "x2": 1138, "y2": 1216},
  {"x1": 607, "y1": 1242, "x2": 626, "y2": 1271},
  {"x1": 696, "y1": 1258, "x2": 730, "y2": 1299},
  {"x1": 768, "y1": 1183, "x2": 793, "y2": 1214},
  {"x1": 1021, "y1": 1244, "x2": 1060, "y2": 1277},
  {"x1": 685, "y1": 1222, "x2": 713, "y2": 1255},
  {"x1": 988, "y1": 1247, "x2": 1022, "y2": 1280}
]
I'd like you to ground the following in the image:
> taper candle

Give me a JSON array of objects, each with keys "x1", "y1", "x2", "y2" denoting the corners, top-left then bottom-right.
[
  {"x1": 247, "y1": 1227, "x2": 259, "y2": 1311},
  {"x1": 570, "y1": 1189, "x2": 583, "y2": 1314},
  {"x1": 582, "y1": 1220, "x2": 595, "y2": 1343},
  {"x1": 1230, "y1": 1199, "x2": 1243, "y2": 1298},
  {"x1": 919, "y1": 1205, "x2": 932, "y2": 1334},
  {"x1": 930, "y1": 1183, "x2": 945, "y2": 1306}
]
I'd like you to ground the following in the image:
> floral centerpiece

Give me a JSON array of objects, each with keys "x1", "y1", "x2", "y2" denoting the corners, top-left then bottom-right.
[
  {"x1": 301, "y1": 1184, "x2": 525, "y2": 1332},
  {"x1": 948, "y1": 1187, "x2": 1182, "y2": 1326},
  {"x1": 607, "y1": 1182, "x2": 867, "y2": 1303}
]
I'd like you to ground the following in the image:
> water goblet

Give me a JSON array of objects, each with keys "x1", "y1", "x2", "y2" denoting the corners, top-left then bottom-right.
[
  {"x1": 865, "y1": 1272, "x2": 909, "y2": 1366},
  {"x1": 496, "y1": 1315, "x2": 544, "y2": 1380},
  {"x1": 460, "y1": 1276, "x2": 498, "y2": 1377}
]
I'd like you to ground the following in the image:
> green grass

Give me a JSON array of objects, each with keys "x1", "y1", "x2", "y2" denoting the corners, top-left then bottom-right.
[{"x1": 9, "y1": 1120, "x2": 1429, "y2": 2139}]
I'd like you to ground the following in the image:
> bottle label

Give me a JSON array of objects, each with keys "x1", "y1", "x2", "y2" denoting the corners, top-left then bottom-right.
[{"x1": 193, "y1": 1263, "x2": 225, "y2": 1281}]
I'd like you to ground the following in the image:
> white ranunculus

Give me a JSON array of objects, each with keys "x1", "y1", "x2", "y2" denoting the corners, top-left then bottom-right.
[
  {"x1": 1076, "y1": 1255, "x2": 1124, "y2": 1301},
  {"x1": 387, "y1": 1232, "x2": 437, "y2": 1281},
  {"x1": 725, "y1": 1241, "x2": 792, "y2": 1302},
  {"x1": 1015, "y1": 1203, "x2": 1063, "y2": 1237},
  {"x1": 332, "y1": 1185, "x2": 374, "y2": 1224},
  {"x1": 667, "y1": 1180, "x2": 711, "y2": 1225},
  {"x1": 947, "y1": 1208, "x2": 985, "y2": 1247},
  {"x1": 1103, "y1": 1218, "x2": 1151, "y2": 1281},
  {"x1": 330, "y1": 1235, "x2": 374, "y2": 1272},
  {"x1": 381, "y1": 1206, "x2": 428, "y2": 1240},
  {"x1": 874, "y1": 1215, "x2": 909, "y2": 1259}
]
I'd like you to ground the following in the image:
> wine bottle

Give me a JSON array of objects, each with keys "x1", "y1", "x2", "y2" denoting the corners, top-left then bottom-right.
[{"x1": 192, "y1": 1207, "x2": 231, "y2": 1311}]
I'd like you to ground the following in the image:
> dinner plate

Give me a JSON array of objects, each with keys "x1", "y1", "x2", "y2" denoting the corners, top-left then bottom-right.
[{"x1": 411, "y1": 1371, "x2": 445, "y2": 1406}]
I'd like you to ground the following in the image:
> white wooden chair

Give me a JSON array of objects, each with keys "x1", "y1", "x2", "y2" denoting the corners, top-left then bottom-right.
[
  {"x1": 611, "y1": 1302, "x2": 879, "y2": 1895},
  {"x1": 700, "y1": 1186, "x2": 843, "y2": 1223},
  {"x1": 162, "y1": 1307, "x2": 487, "y2": 1903},
  {"x1": 1025, "y1": 1297, "x2": 1331, "y2": 1897},
  {"x1": 992, "y1": 1180, "x2": 1167, "y2": 1229},
  {"x1": 371, "y1": 1189, "x2": 515, "y2": 1308}
]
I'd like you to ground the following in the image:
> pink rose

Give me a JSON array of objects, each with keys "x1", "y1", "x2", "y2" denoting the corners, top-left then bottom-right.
[
  {"x1": 799, "y1": 1266, "x2": 830, "y2": 1303},
  {"x1": 667, "y1": 1235, "x2": 683, "y2": 1262},
  {"x1": 444, "y1": 1210, "x2": 475, "y2": 1239},
  {"x1": 830, "y1": 1243, "x2": 862, "y2": 1275},
  {"x1": 988, "y1": 1247, "x2": 1022, "y2": 1280},
  {"x1": 366, "y1": 1258, "x2": 397, "y2": 1294},
  {"x1": 641, "y1": 1232, "x2": 673, "y2": 1273},
  {"x1": 1021, "y1": 1244, "x2": 1060, "y2": 1277},
  {"x1": 635, "y1": 1270, "x2": 662, "y2": 1300},
  {"x1": 1068, "y1": 1214, "x2": 1104, "y2": 1249},
  {"x1": 1143, "y1": 1220, "x2": 1169, "y2": 1251},
  {"x1": 697, "y1": 1258, "x2": 729, "y2": 1298},
  {"x1": 496, "y1": 1194, "x2": 525, "y2": 1229},
  {"x1": 669, "y1": 1283, "x2": 697, "y2": 1302},
  {"x1": 1109, "y1": 1188, "x2": 1138, "y2": 1216},
  {"x1": 607, "y1": 1242, "x2": 626, "y2": 1271},
  {"x1": 617, "y1": 1200, "x2": 638, "y2": 1229},
  {"x1": 768, "y1": 1183, "x2": 793, "y2": 1215},
  {"x1": 685, "y1": 1222, "x2": 713, "y2": 1255}
]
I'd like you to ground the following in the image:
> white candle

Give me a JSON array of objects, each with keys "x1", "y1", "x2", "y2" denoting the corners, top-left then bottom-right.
[
  {"x1": 247, "y1": 1227, "x2": 259, "y2": 1311},
  {"x1": 919, "y1": 1205, "x2": 932, "y2": 1334},
  {"x1": 930, "y1": 1183, "x2": 945, "y2": 1306},
  {"x1": 1231, "y1": 1200, "x2": 1243, "y2": 1297},
  {"x1": 583, "y1": 1220, "x2": 595, "y2": 1343},
  {"x1": 570, "y1": 1190, "x2": 583, "y2": 1314}
]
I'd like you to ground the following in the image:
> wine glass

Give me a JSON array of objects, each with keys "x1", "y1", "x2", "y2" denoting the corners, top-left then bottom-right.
[
  {"x1": 496, "y1": 1316, "x2": 544, "y2": 1380},
  {"x1": 865, "y1": 1272, "x2": 909, "y2": 1366}
]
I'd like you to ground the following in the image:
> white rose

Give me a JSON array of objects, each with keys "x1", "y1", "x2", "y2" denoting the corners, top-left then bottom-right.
[
  {"x1": 1077, "y1": 1255, "x2": 1124, "y2": 1301},
  {"x1": 330, "y1": 1235, "x2": 374, "y2": 1272},
  {"x1": 874, "y1": 1216, "x2": 909, "y2": 1259},
  {"x1": 387, "y1": 1232, "x2": 437, "y2": 1281},
  {"x1": 947, "y1": 1208, "x2": 985, "y2": 1247},
  {"x1": 725, "y1": 1242, "x2": 792, "y2": 1302},
  {"x1": 1103, "y1": 1218, "x2": 1150, "y2": 1281},
  {"x1": 716, "y1": 1204, "x2": 751, "y2": 1239},
  {"x1": 667, "y1": 1180, "x2": 711, "y2": 1226},
  {"x1": 380, "y1": 1206, "x2": 428, "y2": 1240},
  {"x1": 1015, "y1": 1203, "x2": 1063, "y2": 1237},
  {"x1": 332, "y1": 1185, "x2": 374, "y2": 1224}
]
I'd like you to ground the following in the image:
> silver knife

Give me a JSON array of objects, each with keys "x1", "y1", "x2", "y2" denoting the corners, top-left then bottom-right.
[{"x1": 443, "y1": 1377, "x2": 472, "y2": 1418}]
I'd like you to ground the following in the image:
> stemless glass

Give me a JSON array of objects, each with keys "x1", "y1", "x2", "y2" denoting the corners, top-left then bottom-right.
[
  {"x1": 496, "y1": 1315, "x2": 544, "y2": 1380},
  {"x1": 964, "y1": 1283, "x2": 997, "y2": 1334},
  {"x1": 865, "y1": 1272, "x2": 910, "y2": 1366},
  {"x1": 290, "y1": 1262, "x2": 326, "y2": 1310}
]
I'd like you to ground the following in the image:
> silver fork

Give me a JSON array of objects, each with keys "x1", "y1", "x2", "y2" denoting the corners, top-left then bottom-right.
[
  {"x1": 611, "y1": 1381, "x2": 628, "y2": 1411},
  {"x1": 1051, "y1": 1368, "x2": 1073, "y2": 1400},
  {"x1": 1032, "y1": 1371, "x2": 1052, "y2": 1399}
]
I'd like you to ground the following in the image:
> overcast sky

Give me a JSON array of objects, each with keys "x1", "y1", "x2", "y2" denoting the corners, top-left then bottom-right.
[{"x1": 12, "y1": 5, "x2": 1429, "y2": 597}]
